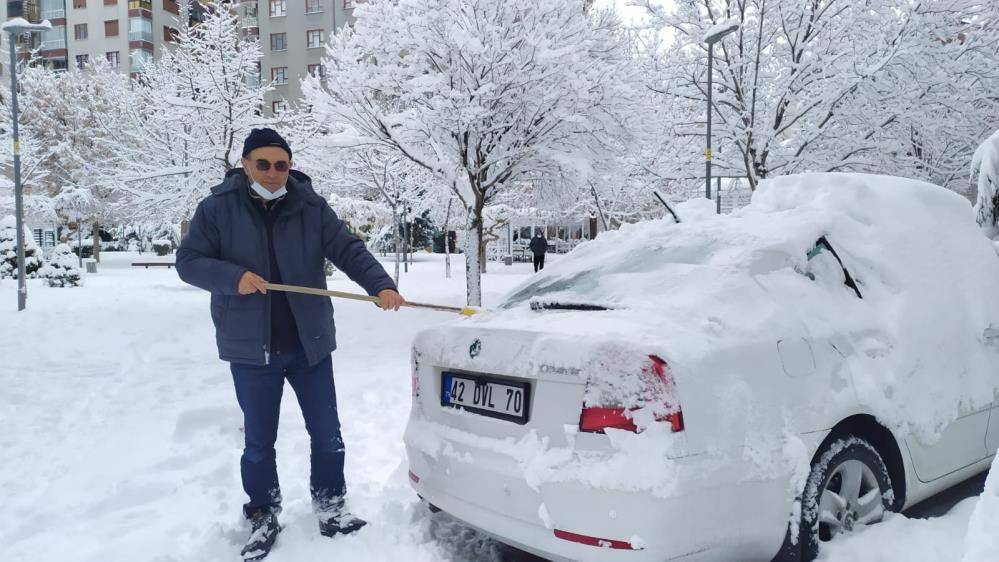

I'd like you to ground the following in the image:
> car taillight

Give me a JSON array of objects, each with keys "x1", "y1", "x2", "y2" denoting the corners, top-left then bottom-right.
[
  {"x1": 579, "y1": 407, "x2": 638, "y2": 433},
  {"x1": 579, "y1": 355, "x2": 683, "y2": 434}
]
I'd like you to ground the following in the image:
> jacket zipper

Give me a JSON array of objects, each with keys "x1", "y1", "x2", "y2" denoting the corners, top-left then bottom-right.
[
  {"x1": 246, "y1": 195, "x2": 272, "y2": 366},
  {"x1": 262, "y1": 222, "x2": 272, "y2": 365}
]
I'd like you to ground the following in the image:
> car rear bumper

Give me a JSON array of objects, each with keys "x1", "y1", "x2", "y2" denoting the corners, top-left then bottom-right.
[{"x1": 405, "y1": 431, "x2": 791, "y2": 562}]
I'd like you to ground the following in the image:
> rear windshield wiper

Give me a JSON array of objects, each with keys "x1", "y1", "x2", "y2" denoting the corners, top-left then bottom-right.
[{"x1": 530, "y1": 301, "x2": 611, "y2": 312}]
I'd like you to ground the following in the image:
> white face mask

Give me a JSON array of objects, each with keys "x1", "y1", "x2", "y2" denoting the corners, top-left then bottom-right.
[{"x1": 250, "y1": 180, "x2": 287, "y2": 201}]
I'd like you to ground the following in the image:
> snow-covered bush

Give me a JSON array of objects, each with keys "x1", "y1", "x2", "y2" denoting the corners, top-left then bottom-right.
[
  {"x1": 0, "y1": 215, "x2": 43, "y2": 279},
  {"x1": 152, "y1": 239, "x2": 172, "y2": 256},
  {"x1": 371, "y1": 224, "x2": 396, "y2": 254},
  {"x1": 973, "y1": 130, "x2": 999, "y2": 237},
  {"x1": 39, "y1": 244, "x2": 82, "y2": 288}
]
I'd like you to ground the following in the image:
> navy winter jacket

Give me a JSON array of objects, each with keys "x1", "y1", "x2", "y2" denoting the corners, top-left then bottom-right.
[
  {"x1": 176, "y1": 169, "x2": 396, "y2": 366},
  {"x1": 529, "y1": 235, "x2": 548, "y2": 255}
]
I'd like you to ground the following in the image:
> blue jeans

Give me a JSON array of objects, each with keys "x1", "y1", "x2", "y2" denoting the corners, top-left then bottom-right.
[{"x1": 231, "y1": 350, "x2": 346, "y2": 516}]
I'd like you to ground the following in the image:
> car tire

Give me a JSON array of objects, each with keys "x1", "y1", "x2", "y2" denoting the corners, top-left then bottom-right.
[{"x1": 773, "y1": 436, "x2": 896, "y2": 562}]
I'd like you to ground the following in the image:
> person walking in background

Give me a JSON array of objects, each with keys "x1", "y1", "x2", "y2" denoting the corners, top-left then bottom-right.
[
  {"x1": 529, "y1": 230, "x2": 548, "y2": 272},
  {"x1": 176, "y1": 128, "x2": 405, "y2": 561}
]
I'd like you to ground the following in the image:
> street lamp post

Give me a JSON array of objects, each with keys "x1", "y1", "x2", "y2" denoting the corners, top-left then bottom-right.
[
  {"x1": 3, "y1": 18, "x2": 51, "y2": 311},
  {"x1": 703, "y1": 21, "x2": 739, "y2": 213}
]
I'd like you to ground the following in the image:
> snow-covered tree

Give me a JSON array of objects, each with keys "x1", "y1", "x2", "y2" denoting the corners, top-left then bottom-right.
[
  {"x1": 639, "y1": 0, "x2": 999, "y2": 192},
  {"x1": 306, "y1": 0, "x2": 642, "y2": 306},
  {"x1": 0, "y1": 49, "x2": 62, "y2": 224},
  {"x1": 39, "y1": 243, "x2": 82, "y2": 287},
  {"x1": 88, "y1": 1, "x2": 269, "y2": 222},
  {"x1": 0, "y1": 215, "x2": 42, "y2": 279},
  {"x1": 16, "y1": 62, "x2": 125, "y2": 261}
]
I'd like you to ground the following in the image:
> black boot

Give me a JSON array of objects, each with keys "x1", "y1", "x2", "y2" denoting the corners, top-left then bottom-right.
[
  {"x1": 241, "y1": 507, "x2": 282, "y2": 561},
  {"x1": 319, "y1": 509, "x2": 368, "y2": 537}
]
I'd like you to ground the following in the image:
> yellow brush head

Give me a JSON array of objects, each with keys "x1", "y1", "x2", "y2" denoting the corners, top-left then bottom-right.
[{"x1": 460, "y1": 307, "x2": 480, "y2": 316}]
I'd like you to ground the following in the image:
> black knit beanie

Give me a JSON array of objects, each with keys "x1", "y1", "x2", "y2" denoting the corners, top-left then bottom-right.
[{"x1": 242, "y1": 128, "x2": 292, "y2": 160}]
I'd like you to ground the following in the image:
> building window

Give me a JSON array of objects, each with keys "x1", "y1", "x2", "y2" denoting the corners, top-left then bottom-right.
[
  {"x1": 105, "y1": 20, "x2": 119, "y2": 37},
  {"x1": 76, "y1": 54, "x2": 89, "y2": 69},
  {"x1": 40, "y1": 0, "x2": 66, "y2": 19},
  {"x1": 74, "y1": 24, "x2": 88, "y2": 40},
  {"x1": 104, "y1": 0, "x2": 117, "y2": 5},
  {"x1": 129, "y1": 17, "x2": 153, "y2": 43},
  {"x1": 307, "y1": 63, "x2": 325, "y2": 78},
  {"x1": 129, "y1": 48, "x2": 153, "y2": 71},
  {"x1": 163, "y1": 0, "x2": 179, "y2": 15},
  {"x1": 164, "y1": 26, "x2": 179, "y2": 42},
  {"x1": 306, "y1": 0, "x2": 322, "y2": 13},
  {"x1": 270, "y1": 33, "x2": 286, "y2": 52},
  {"x1": 106, "y1": 51, "x2": 120, "y2": 67},
  {"x1": 269, "y1": 0, "x2": 285, "y2": 17},
  {"x1": 74, "y1": 0, "x2": 86, "y2": 8},
  {"x1": 307, "y1": 29, "x2": 323, "y2": 49},
  {"x1": 128, "y1": 0, "x2": 152, "y2": 9},
  {"x1": 272, "y1": 100, "x2": 287, "y2": 114},
  {"x1": 40, "y1": 26, "x2": 67, "y2": 50},
  {"x1": 272, "y1": 67, "x2": 288, "y2": 85}
]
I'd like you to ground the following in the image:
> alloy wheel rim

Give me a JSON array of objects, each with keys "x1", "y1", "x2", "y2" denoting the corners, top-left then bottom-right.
[{"x1": 816, "y1": 458, "x2": 885, "y2": 541}]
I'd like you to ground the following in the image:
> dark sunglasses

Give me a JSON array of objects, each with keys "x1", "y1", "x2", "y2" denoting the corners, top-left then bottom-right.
[{"x1": 255, "y1": 159, "x2": 290, "y2": 172}]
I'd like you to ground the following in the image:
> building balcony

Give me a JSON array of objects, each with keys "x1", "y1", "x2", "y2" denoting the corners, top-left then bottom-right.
[
  {"x1": 40, "y1": 8, "x2": 65, "y2": 20},
  {"x1": 128, "y1": 0, "x2": 152, "y2": 10},
  {"x1": 129, "y1": 30, "x2": 153, "y2": 42},
  {"x1": 40, "y1": 38, "x2": 66, "y2": 51}
]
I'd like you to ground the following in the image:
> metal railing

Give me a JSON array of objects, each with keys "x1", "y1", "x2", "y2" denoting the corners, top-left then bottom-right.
[
  {"x1": 40, "y1": 9, "x2": 65, "y2": 19},
  {"x1": 129, "y1": 30, "x2": 153, "y2": 42}
]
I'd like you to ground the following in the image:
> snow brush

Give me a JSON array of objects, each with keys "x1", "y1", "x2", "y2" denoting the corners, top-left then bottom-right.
[{"x1": 264, "y1": 283, "x2": 481, "y2": 316}]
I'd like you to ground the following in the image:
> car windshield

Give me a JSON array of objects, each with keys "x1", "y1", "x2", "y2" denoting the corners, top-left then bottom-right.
[{"x1": 499, "y1": 240, "x2": 717, "y2": 309}]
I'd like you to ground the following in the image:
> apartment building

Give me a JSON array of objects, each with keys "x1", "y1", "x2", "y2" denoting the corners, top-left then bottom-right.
[
  {"x1": 238, "y1": 0, "x2": 360, "y2": 115},
  {"x1": 3, "y1": 0, "x2": 194, "y2": 74}
]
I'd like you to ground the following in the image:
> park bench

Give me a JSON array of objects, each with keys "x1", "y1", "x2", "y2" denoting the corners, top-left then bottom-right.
[{"x1": 132, "y1": 262, "x2": 176, "y2": 269}]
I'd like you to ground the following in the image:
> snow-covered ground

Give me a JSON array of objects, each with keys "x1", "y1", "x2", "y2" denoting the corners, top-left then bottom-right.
[{"x1": 0, "y1": 251, "x2": 989, "y2": 561}]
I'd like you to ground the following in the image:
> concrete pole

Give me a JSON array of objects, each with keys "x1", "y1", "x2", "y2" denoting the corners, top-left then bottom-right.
[
  {"x1": 9, "y1": 32, "x2": 26, "y2": 310},
  {"x1": 705, "y1": 42, "x2": 713, "y2": 203}
]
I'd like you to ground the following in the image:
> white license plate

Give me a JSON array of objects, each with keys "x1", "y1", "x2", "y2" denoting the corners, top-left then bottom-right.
[{"x1": 441, "y1": 373, "x2": 530, "y2": 424}]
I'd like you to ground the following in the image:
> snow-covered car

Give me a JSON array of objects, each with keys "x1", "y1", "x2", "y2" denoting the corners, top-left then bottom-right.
[{"x1": 403, "y1": 173, "x2": 999, "y2": 561}]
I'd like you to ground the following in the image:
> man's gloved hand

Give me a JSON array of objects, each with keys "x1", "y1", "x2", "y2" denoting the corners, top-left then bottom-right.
[
  {"x1": 377, "y1": 289, "x2": 406, "y2": 311},
  {"x1": 238, "y1": 271, "x2": 269, "y2": 295}
]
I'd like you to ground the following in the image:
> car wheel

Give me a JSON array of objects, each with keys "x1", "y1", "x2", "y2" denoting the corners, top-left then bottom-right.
[{"x1": 775, "y1": 437, "x2": 895, "y2": 561}]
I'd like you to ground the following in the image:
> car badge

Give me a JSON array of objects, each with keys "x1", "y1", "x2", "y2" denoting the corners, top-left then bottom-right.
[{"x1": 469, "y1": 339, "x2": 482, "y2": 359}]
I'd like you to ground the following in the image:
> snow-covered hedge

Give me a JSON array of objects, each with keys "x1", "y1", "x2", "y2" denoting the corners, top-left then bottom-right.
[
  {"x1": 39, "y1": 244, "x2": 82, "y2": 288},
  {"x1": 0, "y1": 215, "x2": 43, "y2": 279}
]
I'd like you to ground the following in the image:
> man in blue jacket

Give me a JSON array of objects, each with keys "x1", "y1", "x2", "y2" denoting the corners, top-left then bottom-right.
[{"x1": 177, "y1": 128, "x2": 405, "y2": 561}]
